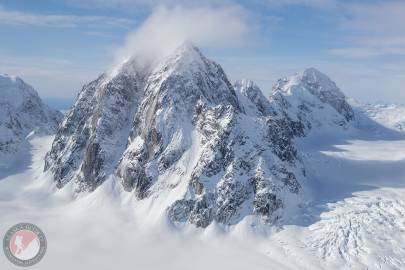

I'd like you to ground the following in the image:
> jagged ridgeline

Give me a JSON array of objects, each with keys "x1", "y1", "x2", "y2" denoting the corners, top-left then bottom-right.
[{"x1": 44, "y1": 44, "x2": 354, "y2": 227}]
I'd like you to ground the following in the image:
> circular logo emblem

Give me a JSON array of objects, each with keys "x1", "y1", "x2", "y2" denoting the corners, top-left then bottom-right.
[{"x1": 3, "y1": 223, "x2": 47, "y2": 267}]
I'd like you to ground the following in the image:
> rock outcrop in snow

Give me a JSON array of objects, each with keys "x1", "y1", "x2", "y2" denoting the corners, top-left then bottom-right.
[
  {"x1": 45, "y1": 45, "x2": 354, "y2": 228},
  {"x1": 0, "y1": 74, "x2": 63, "y2": 165}
]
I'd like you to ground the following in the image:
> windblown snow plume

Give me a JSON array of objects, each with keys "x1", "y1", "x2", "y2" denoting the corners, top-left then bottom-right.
[{"x1": 111, "y1": 5, "x2": 250, "y2": 75}]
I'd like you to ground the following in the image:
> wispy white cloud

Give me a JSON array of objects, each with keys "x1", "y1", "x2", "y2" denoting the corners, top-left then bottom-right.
[
  {"x1": 2, "y1": 0, "x2": 402, "y2": 103},
  {"x1": 329, "y1": 1, "x2": 405, "y2": 58},
  {"x1": 0, "y1": 53, "x2": 103, "y2": 98},
  {"x1": 64, "y1": 0, "x2": 233, "y2": 10},
  {"x1": 264, "y1": 0, "x2": 337, "y2": 9},
  {"x1": 341, "y1": 1, "x2": 404, "y2": 35},
  {"x1": 112, "y1": 5, "x2": 253, "y2": 71},
  {"x1": 328, "y1": 47, "x2": 405, "y2": 58},
  {"x1": 0, "y1": 6, "x2": 134, "y2": 28},
  {"x1": 64, "y1": 0, "x2": 338, "y2": 12}
]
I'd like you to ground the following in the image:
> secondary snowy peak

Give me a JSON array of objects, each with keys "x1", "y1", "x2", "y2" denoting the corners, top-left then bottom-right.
[
  {"x1": 301, "y1": 68, "x2": 354, "y2": 121},
  {"x1": 0, "y1": 74, "x2": 63, "y2": 163},
  {"x1": 45, "y1": 44, "x2": 304, "y2": 228},
  {"x1": 0, "y1": 74, "x2": 37, "y2": 108},
  {"x1": 270, "y1": 68, "x2": 354, "y2": 134},
  {"x1": 0, "y1": 73, "x2": 62, "y2": 135}
]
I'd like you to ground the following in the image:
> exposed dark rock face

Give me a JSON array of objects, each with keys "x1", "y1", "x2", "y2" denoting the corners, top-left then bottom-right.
[
  {"x1": 45, "y1": 45, "x2": 354, "y2": 228},
  {"x1": 45, "y1": 66, "x2": 143, "y2": 191}
]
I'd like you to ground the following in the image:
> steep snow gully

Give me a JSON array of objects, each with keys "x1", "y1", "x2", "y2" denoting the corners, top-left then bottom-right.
[{"x1": 1, "y1": 44, "x2": 405, "y2": 270}]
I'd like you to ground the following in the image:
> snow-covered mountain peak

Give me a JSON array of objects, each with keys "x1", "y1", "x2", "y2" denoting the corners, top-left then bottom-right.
[
  {"x1": 0, "y1": 73, "x2": 18, "y2": 83},
  {"x1": 271, "y1": 68, "x2": 354, "y2": 132},
  {"x1": 0, "y1": 73, "x2": 39, "y2": 108},
  {"x1": 274, "y1": 68, "x2": 344, "y2": 98},
  {"x1": 0, "y1": 74, "x2": 63, "y2": 167},
  {"x1": 45, "y1": 45, "x2": 304, "y2": 227},
  {"x1": 46, "y1": 53, "x2": 363, "y2": 229},
  {"x1": 302, "y1": 67, "x2": 338, "y2": 89},
  {"x1": 143, "y1": 42, "x2": 239, "y2": 110},
  {"x1": 0, "y1": 73, "x2": 20, "y2": 84},
  {"x1": 161, "y1": 42, "x2": 205, "y2": 70},
  {"x1": 148, "y1": 42, "x2": 222, "y2": 82},
  {"x1": 0, "y1": 73, "x2": 38, "y2": 93},
  {"x1": 110, "y1": 42, "x2": 204, "y2": 83},
  {"x1": 0, "y1": 74, "x2": 61, "y2": 128}
]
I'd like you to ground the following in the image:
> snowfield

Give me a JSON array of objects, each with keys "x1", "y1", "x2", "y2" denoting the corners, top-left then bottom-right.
[{"x1": 1, "y1": 127, "x2": 405, "y2": 269}]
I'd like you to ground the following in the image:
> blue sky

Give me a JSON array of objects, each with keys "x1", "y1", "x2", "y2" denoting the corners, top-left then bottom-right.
[{"x1": 0, "y1": 0, "x2": 404, "y2": 104}]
